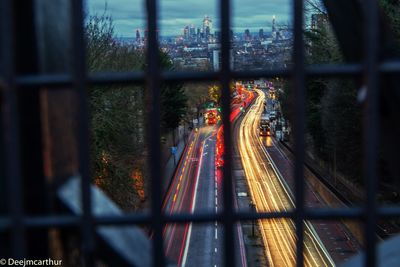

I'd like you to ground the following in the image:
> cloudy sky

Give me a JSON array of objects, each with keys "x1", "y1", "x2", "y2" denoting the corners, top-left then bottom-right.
[{"x1": 87, "y1": 0, "x2": 292, "y2": 37}]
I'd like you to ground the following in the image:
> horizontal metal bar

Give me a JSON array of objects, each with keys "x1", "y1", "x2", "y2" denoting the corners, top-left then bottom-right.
[
  {"x1": 307, "y1": 63, "x2": 363, "y2": 77},
  {"x1": 379, "y1": 206, "x2": 400, "y2": 217},
  {"x1": 3, "y1": 206, "x2": 399, "y2": 231},
  {"x1": 7, "y1": 61, "x2": 400, "y2": 89},
  {"x1": 379, "y1": 60, "x2": 400, "y2": 73},
  {"x1": 15, "y1": 74, "x2": 72, "y2": 87}
]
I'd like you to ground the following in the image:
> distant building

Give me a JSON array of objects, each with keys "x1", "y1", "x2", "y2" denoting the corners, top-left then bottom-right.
[
  {"x1": 272, "y1": 15, "x2": 276, "y2": 33},
  {"x1": 244, "y1": 29, "x2": 251, "y2": 41},
  {"x1": 136, "y1": 29, "x2": 141, "y2": 43},
  {"x1": 203, "y1": 15, "x2": 213, "y2": 42},
  {"x1": 212, "y1": 49, "x2": 234, "y2": 71},
  {"x1": 183, "y1": 26, "x2": 190, "y2": 40},
  {"x1": 189, "y1": 25, "x2": 196, "y2": 40},
  {"x1": 259, "y1": 29, "x2": 264, "y2": 40},
  {"x1": 271, "y1": 15, "x2": 277, "y2": 40}
]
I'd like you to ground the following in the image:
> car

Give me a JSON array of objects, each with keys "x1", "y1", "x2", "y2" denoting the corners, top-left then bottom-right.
[{"x1": 259, "y1": 125, "x2": 271, "y2": 136}]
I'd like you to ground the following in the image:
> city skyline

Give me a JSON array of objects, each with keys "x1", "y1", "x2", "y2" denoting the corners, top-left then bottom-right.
[{"x1": 87, "y1": 0, "x2": 291, "y2": 37}]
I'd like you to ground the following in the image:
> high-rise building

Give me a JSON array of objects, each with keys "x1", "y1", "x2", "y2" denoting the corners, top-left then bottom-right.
[
  {"x1": 183, "y1": 26, "x2": 190, "y2": 40},
  {"x1": 212, "y1": 49, "x2": 234, "y2": 71},
  {"x1": 244, "y1": 29, "x2": 251, "y2": 41},
  {"x1": 203, "y1": 15, "x2": 213, "y2": 41},
  {"x1": 259, "y1": 29, "x2": 264, "y2": 40},
  {"x1": 272, "y1": 15, "x2": 276, "y2": 33},
  {"x1": 197, "y1": 28, "x2": 201, "y2": 41},
  {"x1": 189, "y1": 24, "x2": 196, "y2": 40},
  {"x1": 136, "y1": 29, "x2": 141, "y2": 43}
]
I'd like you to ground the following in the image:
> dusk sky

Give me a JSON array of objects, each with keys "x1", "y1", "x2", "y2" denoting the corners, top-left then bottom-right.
[{"x1": 87, "y1": 0, "x2": 292, "y2": 37}]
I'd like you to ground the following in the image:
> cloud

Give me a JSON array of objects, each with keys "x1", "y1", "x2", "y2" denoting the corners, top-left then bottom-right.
[{"x1": 87, "y1": 0, "x2": 291, "y2": 36}]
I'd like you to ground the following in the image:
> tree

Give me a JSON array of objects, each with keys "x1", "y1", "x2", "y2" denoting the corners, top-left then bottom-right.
[
  {"x1": 86, "y1": 13, "x2": 189, "y2": 210},
  {"x1": 208, "y1": 83, "x2": 236, "y2": 105},
  {"x1": 158, "y1": 52, "x2": 188, "y2": 131},
  {"x1": 86, "y1": 13, "x2": 147, "y2": 211},
  {"x1": 208, "y1": 85, "x2": 221, "y2": 104}
]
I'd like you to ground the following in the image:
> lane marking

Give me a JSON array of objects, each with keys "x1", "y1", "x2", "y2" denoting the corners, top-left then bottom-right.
[
  {"x1": 215, "y1": 247, "x2": 218, "y2": 253},
  {"x1": 182, "y1": 133, "x2": 214, "y2": 267},
  {"x1": 215, "y1": 228, "x2": 218, "y2": 239}
]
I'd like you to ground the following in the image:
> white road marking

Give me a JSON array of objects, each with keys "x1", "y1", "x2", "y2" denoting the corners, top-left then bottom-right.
[
  {"x1": 181, "y1": 137, "x2": 208, "y2": 267},
  {"x1": 215, "y1": 228, "x2": 218, "y2": 239},
  {"x1": 215, "y1": 247, "x2": 218, "y2": 253}
]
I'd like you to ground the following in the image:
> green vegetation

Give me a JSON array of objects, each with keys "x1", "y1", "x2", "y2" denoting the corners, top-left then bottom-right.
[
  {"x1": 280, "y1": 11, "x2": 363, "y2": 184},
  {"x1": 86, "y1": 13, "x2": 188, "y2": 210},
  {"x1": 280, "y1": 1, "x2": 400, "y2": 198}
]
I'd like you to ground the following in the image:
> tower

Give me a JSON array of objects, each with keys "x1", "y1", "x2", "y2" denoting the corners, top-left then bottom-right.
[
  {"x1": 203, "y1": 15, "x2": 213, "y2": 41},
  {"x1": 136, "y1": 29, "x2": 141, "y2": 43},
  {"x1": 272, "y1": 15, "x2": 276, "y2": 33},
  {"x1": 244, "y1": 29, "x2": 251, "y2": 41},
  {"x1": 259, "y1": 29, "x2": 264, "y2": 40}
]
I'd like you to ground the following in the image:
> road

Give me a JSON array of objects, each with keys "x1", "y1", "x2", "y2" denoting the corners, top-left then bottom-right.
[
  {"x1": 261, "y1": 90, "x2": 359, "y2": 264},
  {"x1": 162, "y1": 87, "x2": 254, "y2": 267},
  {"x1": 163, "y1": 124, "x2": 247, "y2": 267},
  {"x1": 238, "y1": 89, "x2": 335, "y2": 267}
]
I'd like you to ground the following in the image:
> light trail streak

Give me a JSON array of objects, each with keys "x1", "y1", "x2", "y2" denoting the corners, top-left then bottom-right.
[{"x1": 238, "y1": 89, "x2": 335, "y2": 267}]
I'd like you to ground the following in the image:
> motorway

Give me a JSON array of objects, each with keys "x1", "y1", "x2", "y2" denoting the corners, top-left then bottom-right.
[
  {"x1": 163, "y1": 96, "x2": 249, "y2": 267},
  {"x1": 261, "y1": 93, "x2": 359, "y2": 264},
  {"x1": 238, "y1": 89, "x2": 335, "y2": 267},
  {"x1": 163, "y1": 126, "x2": 214, "y2": 266}
]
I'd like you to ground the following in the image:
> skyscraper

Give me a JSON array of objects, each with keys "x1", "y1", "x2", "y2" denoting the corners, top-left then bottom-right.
[
  {"x1": 244, "y1": 29, "x2": 251, "y2": 41},
  {"x1": 189, "y1": 24, "x2": 196, "y2": 40},
  {"x1": 183, "y1": 26, "x2": 190, "y2": 41},
  {"x1": 272, "y1": 15, "x2": 276, "y2": 33},
  {"x1": 203, "y1": 15, "x2": 213, "y2": 41},
  {"x1": 136, "y1": 29, "x2": 141, "y2": 43},
  {"x1": 259, "y1": 29, "x2": 264, "y2": 40}
]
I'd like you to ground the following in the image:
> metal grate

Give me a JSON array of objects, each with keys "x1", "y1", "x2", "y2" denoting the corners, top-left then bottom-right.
[{"x1": 1, "y1": 0, "x2": 400, "y2": 266}]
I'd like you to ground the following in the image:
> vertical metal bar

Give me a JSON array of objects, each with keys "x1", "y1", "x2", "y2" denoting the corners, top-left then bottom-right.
[
  {"x1": 293, "y1": 0, "x2": 305, "y2": 266},
  {"x1": 71, "y1": 0, "x2": 95, "y2": 265},
  {"x1": 363, "y1": 0, "x2": 379, "y2": 266},
  {"x1": 0, "y1": 0, "x2": 26, "y2": 258},
  {"x1": 145, "y1": 0, "x2": 164, "y2": 266},
  {"x1": 220, "y1": 0, "x2": 235, "y2": 266}
]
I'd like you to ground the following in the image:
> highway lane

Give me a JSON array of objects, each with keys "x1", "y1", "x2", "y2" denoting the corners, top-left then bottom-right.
[
  {"x1": 181, "y1": 127, "x2": 223, "y2": 267},
  {"x1": 163, "y1": 125, "x2": 246, "y2": 267},
  {"x1": 238, "y1": 89, "x2": 335, "y2": 267},
  {"x1": 163, "y1": 88, "x2": 253, "y2": 267},
  {"x1": 163, "y1": 129, "x2": 205, "y2": 266},
  {"x1": 261, "y1": 89, "x2": 359, "y2": 264}
]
